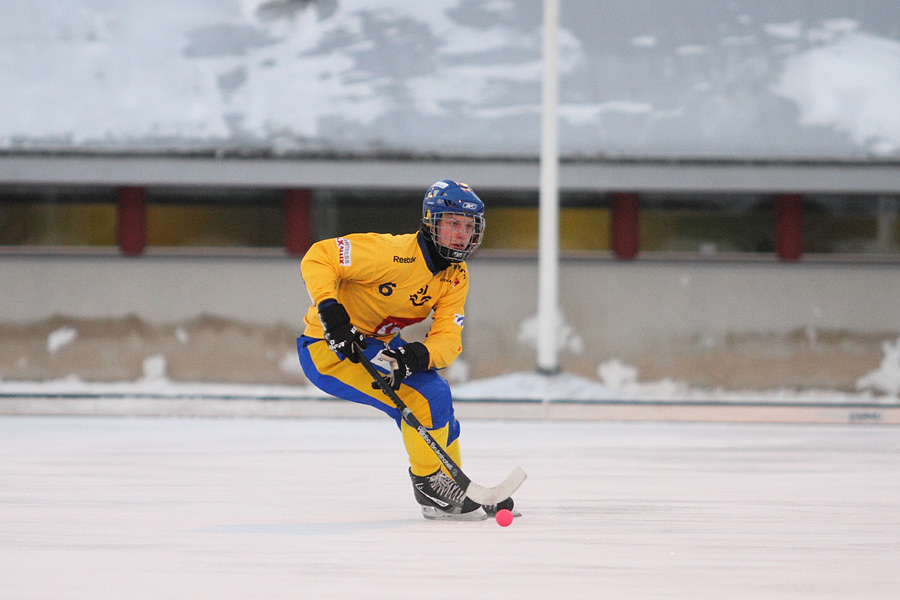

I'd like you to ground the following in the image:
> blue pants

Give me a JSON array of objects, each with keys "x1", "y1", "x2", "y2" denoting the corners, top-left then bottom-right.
[{"x1": 297, "y1": 335, "x2": 461, "y2": 444}]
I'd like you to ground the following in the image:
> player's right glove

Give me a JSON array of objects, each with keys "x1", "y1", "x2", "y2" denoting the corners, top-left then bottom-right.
[
  {"x1": 318, "y1": 300, "x2": 366, "y2": 363},
  {"x1": 372, "y1": 342, "x2": 430, "y2": 391}
]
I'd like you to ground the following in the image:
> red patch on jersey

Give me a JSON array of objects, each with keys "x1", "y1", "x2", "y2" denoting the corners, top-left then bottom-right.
[{"x1": 374, "y1": 316, "x2": 426, "y2": 337}]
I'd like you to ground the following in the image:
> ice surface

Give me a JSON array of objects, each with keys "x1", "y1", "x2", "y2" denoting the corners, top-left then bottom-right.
[{"x1": 1, "y1": 416, "x2": 898, "y2": 599}]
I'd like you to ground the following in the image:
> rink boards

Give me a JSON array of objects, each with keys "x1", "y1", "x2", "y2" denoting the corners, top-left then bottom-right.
[{"x1": 1, "y1": 394, "x2": 898, "y2": 425}]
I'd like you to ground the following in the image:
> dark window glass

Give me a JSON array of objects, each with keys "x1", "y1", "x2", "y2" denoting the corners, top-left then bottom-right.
[
  {"x1": 463, "y1": 190, "x2": 611, "y2": 251},
  {"x1": 0, "y1": 187, "x2": 117, "y2": 246},
  {"x1": 4, "y1": 184, "x2": 898, "y2": 258},
  {"x1": 640, "y1": 194, "x2": 775, "y2": 254},
  {"x1": 146, "y1": 188, "x2": 283, "y2": 248},
  {"x1": 310, "y1": 189, "x2": 421, "y2": 241},
  {"x1": 804, "y1": 195, "x2": 900, "y2": 255}
]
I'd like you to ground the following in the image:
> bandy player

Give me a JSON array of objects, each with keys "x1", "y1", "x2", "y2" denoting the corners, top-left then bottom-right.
[{"x1": 297, "y1": 180, "x2": 515, "y2": 520}]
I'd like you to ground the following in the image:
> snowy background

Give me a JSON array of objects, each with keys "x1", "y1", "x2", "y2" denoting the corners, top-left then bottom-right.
[
  {"x1": 3, "y1": 321, "x2": 900, "y2": 408},
  {"x1": 4, "y1": 1, "x2": 900, "y2": 407},
  {"x1": 3, "y1": 0, "x2": 900, "y2": 158}
]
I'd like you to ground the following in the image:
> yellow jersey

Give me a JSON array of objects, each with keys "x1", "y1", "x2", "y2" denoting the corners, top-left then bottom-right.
[{"x1": 301, "y1": 232, "x2": 470, "y2": 369}]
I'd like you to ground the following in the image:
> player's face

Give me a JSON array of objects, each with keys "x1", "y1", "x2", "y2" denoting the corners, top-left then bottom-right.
[{"x1": 435, "y1": 213, "x2": 476, "y2": 250}]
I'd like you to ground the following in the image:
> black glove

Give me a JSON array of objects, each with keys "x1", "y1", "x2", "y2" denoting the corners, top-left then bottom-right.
[
  {"x1": 372, "y1": 342, "x2": 431, "y2": 390},
  {"x1": 372, "y1": 342, "x2": 430, "y2": 390},
  {"x1": 318, "y1": 300, "x2": 366, "y2": 363}
]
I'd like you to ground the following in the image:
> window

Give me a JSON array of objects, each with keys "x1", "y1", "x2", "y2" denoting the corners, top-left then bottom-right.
[
  {"x1": 310, "y1": 188, "x2": 421, "y2": 241},
  {"x1": 805, "y1": 195, "x2": 899, "y2": 255},
  {"x1": 146, "y1": 188, "x2": 283, "y2": 248},
  {"x1": 4, "y1": 183, "x2": 899, "y2": 260},
  {"x1": 476, "y1": 190, "x2": 611, "y2": 252},
  {"x1": 0, "y1": 187, "x2": 117, "y2": 246},
  {"x1": 639, "y1": 194, "x2": 775, "y2": 254}
]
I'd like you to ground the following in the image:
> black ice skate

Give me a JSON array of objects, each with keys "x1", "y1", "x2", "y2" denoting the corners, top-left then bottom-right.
[
  {"x1": 409, "y1": 469, "x2": 487, "y2": 521},
  {"x1": 481, "y1": 497, "x2": 521, "y2": 517}
]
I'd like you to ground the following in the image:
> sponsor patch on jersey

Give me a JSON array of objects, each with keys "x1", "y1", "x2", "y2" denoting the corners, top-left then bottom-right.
[
  {"x1": 374, "y1": 316, "x2": 426, "y2": 336},
  {"x1": 393, "y1": 255, "x2": 416, "y2": 263},
  {"x1": 336, "y1": 237, "x2": 351, "y2": 266},
  {"x1": 454, "y1": 313, "x2": 465, "y2": 328}
]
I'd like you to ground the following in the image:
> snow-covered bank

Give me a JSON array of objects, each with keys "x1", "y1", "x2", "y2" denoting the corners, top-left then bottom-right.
[{"x1": 2, "y1": 366, "x2": 899, "y2": 427}]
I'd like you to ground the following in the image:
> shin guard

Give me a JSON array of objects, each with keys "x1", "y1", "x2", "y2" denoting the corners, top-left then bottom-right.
[{"x1": 402, "y1": 420, "x2": 449, "y2": 477}]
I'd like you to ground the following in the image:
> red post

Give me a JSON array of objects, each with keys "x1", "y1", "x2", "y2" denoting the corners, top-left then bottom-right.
[
  {"x1": 284, "y1": 188, "x2": 312, "y2": 256},
  {"x1": 117, "y1": 187, "x2": 146, "y2": 256},
  {"x1": 775, "y1": 194, "x2": 803, "y2": 261},
  {"x1": 611, "y1": 192, "x2": 639, "y2": 260}
]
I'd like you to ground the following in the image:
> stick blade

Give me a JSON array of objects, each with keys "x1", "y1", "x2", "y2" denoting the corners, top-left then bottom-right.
[{"x1": 463, "y1": 466, "x2": 527, "y2": 506}]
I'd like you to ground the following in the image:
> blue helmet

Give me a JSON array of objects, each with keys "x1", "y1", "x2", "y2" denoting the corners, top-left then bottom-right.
[{"x1": 421, "y1": 180, "x2": 486, "y2": 262}]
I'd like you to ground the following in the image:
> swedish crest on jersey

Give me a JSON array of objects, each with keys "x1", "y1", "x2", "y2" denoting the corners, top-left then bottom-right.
[{"x1": 410, "y1": 285, "x2": 432, "y2": 307}]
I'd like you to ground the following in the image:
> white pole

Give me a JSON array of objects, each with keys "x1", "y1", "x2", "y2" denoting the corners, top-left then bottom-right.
[{"x1": 537, "y1": 0, "x2": 560, "y2": 375}]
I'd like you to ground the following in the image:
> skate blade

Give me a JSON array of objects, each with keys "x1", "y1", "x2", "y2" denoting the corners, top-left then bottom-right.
[{"x1": 421, "y1": 506, "x2": 489, "y2": 521}]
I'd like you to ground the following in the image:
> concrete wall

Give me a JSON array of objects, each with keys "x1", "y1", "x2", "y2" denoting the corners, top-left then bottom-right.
[
  {"x1": 2, "y1": 253, "x2": 898, "y2": 390},
  {"x1": 0, "y1": 253, "x2": 308, "y2": 324},
  {"x1": 464, "y1": 257, "x2": 900, "y2": 389}
]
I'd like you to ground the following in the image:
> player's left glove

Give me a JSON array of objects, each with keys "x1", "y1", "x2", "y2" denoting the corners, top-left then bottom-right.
[{"x1": 372, "y1": 342, "x2": 430, "y2": 391}]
